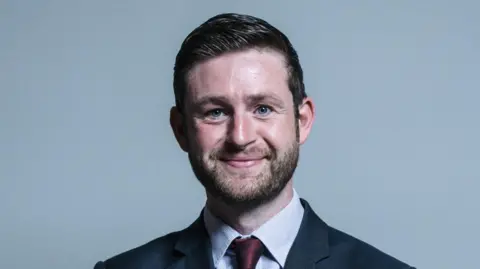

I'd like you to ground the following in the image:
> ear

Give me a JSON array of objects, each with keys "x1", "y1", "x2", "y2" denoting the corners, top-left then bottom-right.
[
  {"x1": 170, "y1": 106, "x2": 189, "y2": 152},
  {"x1": 297, "y1": 97, "x2": 315, "y2": 145}
]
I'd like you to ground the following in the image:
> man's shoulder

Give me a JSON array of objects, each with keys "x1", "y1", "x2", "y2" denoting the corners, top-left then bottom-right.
[
  {"x1": 326, "y1": 226, "x2": 414, "y2": 269},
  {"x1": 94, "y1": 231, "x2": 182, "y2": 269}
]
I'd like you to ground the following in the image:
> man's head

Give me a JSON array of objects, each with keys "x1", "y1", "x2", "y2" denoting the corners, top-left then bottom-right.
[{"x1": 170, "y1": 13, "x2": 315, "y2": 208}]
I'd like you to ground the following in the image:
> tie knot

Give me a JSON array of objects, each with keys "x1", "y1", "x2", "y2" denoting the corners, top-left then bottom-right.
[{"x1": 230, "y1": 237, "x2": 264, "y2": 269}]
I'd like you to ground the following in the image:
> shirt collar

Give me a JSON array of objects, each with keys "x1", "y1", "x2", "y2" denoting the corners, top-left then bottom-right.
[
  {"x1": 203, "y1": 204, "x2": 241, "y2": 266},
  {"x1": 203, "y1": 189, "x2": 304, "y2": 267}
]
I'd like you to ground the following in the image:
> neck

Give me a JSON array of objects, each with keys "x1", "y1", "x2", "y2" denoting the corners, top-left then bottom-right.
[{"x1": 206, "y1": 181, "x2": 294, "y2": 235}]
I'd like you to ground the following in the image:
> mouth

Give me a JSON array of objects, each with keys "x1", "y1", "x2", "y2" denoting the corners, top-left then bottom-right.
[{"x1": 219, "y1": 158, "x2": 265, "y2": 169}]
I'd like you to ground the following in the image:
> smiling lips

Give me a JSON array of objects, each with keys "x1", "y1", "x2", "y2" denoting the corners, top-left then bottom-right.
[{"x1": 220, "y1": 157, "x2": 265, "y2": 168}]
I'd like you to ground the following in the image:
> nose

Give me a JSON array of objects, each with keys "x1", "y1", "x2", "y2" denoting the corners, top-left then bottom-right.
[{"x1": 227, "y1": 113, "x2": 256, "y2": 148}]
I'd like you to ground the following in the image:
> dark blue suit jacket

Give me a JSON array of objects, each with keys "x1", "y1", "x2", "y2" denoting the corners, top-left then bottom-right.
[{"x1": 94, "y1": 199, "x2": 415, "y2": 269}]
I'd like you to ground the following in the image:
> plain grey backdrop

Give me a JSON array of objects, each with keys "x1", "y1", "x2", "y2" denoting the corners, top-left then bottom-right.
[{"x1": 1, "y1": 0, "x2": 479, "y2": 268}]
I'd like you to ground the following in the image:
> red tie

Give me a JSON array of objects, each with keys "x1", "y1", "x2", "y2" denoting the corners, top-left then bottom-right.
[{"x1": 230, "y1": 237, "x2": 264, "y2": 269}]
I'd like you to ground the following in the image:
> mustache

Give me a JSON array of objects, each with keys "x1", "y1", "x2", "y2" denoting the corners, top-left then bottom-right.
[{"x1": 210, "y1": 146, "x2": 274, "y2": 160}]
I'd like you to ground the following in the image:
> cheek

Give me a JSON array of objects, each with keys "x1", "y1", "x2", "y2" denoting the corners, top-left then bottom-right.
[
  {"x1": 191, "y1": 123, "x2": 225, "y2": 151},
  {"x1": 259, "y1": 117, "x2": 296, "y2": 147}
]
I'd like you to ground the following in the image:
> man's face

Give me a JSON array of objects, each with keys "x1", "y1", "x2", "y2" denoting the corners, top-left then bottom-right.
[{"x1": 171, "y1": 48, "x2": 314, "y2": 207}]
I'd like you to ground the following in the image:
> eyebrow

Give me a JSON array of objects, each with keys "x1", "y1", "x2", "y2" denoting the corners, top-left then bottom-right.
[
  {"x1": 244, "y1": 93, "x2": 286, "y2": 108},
  {"x1": 193, "y1": 95, "x2": 231, "y2": 108},
  {"x1": 192, "y1": 93, "x2": 286, "y2": 108}
]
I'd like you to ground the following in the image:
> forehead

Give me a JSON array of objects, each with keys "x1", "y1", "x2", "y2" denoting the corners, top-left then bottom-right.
[{"x1": 186, "y1": 48, "x2": 290, "y2": 102}]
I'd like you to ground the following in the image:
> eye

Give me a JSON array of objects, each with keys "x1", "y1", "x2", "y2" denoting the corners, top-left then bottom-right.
[
  {"x1": 205, "y1": 108, "x2": 226, "y2": 119},
  {"x1": 255, "y1": 105, "x2": 272, "y2": 116}
]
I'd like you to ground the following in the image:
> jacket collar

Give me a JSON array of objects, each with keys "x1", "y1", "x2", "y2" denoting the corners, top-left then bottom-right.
[
  {"x1": 284, "y1": 198, "x2": 330, "y2": 268},
  {"x1": 169, "y1": 198, "x2": 330, "y2": 269},
  {"x1": 167, "y1": 211, "x2": 214, "y2": 269}
]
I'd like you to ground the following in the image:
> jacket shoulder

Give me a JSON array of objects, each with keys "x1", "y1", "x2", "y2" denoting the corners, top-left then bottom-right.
[
  {"x1": 327, "y1": 226, "x2": 414, "y2": 269},
  {"x1": 94, "y1": 231, "x2": 182, "y2": 269}
]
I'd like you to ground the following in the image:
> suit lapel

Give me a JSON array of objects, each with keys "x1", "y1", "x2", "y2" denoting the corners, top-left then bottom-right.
[
  {"x1": 166, "y1": 199, "x2": 330, "y2": 269},
  {"x1": 284, "y1": 199, "x2": 330, "y2": 269},
  {"x1": 166, "y1": 211, "x2": 214, "y2": 269}
]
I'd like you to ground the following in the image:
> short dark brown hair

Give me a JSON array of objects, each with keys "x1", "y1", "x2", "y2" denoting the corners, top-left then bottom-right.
[{"x1": 173, "y1": 13, "x2": 307, "y2": 116}]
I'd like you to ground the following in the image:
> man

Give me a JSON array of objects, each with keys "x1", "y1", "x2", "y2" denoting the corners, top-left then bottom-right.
[{"x1": 94, "y1": 13, "x2": 415, "y2": 269}]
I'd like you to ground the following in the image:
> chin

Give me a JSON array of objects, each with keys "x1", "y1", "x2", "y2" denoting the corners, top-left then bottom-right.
[
  {"x1": 221, "y1": 180, "x2": 267, "y2": 198},
  {"x1": 219, "y1": 190, "x2": 264, "y2": 205}
]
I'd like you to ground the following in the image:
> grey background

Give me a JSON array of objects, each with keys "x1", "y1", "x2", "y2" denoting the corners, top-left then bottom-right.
[{"x1": 1, "y1": 1, "x2": 478, "y2": 268}]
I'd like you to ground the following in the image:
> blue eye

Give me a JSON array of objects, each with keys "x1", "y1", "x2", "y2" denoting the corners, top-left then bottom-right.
[
  {"x1": 206, "y1": 109, "x2": 225, "y2": 119},
  {"x1": 255, "y1": 105, "x2": 272, "y2": 116}
]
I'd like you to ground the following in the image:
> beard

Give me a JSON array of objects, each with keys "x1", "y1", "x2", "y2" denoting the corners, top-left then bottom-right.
[{"x1": 187, "y1": 136, "x2": 300, "y2": 209}]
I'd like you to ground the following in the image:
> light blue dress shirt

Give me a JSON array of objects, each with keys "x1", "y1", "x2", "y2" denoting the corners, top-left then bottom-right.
[{"x1": 203, "y1": 189, "x2": 305, "y2": 269}]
